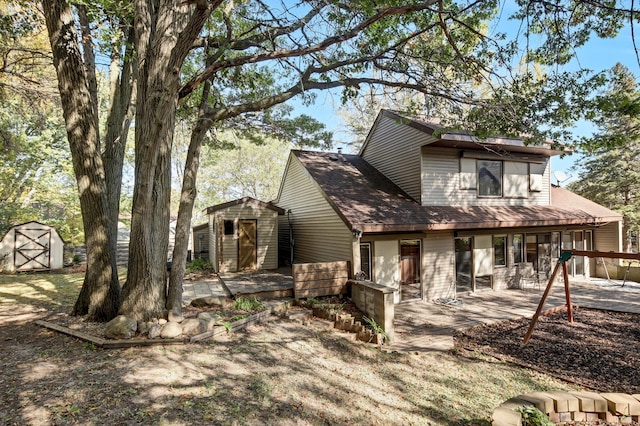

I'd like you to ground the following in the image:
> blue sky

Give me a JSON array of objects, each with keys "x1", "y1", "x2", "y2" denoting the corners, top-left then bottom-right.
[{"x1": 287, "y1": 11, "x2": 640, "y2": 185}]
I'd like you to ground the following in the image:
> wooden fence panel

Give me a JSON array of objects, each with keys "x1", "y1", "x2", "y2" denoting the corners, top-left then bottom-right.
[{"x1": 293, "y1": 261, "x2": 351, "y2": 299}]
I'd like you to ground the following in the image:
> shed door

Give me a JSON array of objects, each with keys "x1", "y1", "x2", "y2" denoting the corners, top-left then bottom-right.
[
  {"x1": 238, "y1": 220, "x2": 257, "y2": 270},
  {"x1": 14, "y1": 227, "x2": 51, "y2": 270}
]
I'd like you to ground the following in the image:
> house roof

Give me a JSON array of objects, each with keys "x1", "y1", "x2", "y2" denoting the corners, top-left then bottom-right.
[
  {"x1": 292, "y1": 150, "x2": 622, "y2": 234},
  {"x1": 205, "y1": 197, "x2": 285, "y2": 215},
  {"x1": 361, "y1": 110, "x2": 571, "y2": 157}
]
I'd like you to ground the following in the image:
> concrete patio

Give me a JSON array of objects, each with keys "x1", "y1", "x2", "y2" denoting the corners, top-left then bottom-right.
[
  {"x1": 388, "y1": 278, "x2": 640, "y2": 353},
  {"x1": 182, "y1": 271, "x2": 639, "y2": 353}
]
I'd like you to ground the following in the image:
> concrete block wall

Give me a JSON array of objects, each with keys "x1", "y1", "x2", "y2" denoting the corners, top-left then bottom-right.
[
  {"x1": 493, "y1": 391, "x2": 640, "y2": 425},
  {"x1": 349, "y1": 279, "x2": 395, "y2": 342}
]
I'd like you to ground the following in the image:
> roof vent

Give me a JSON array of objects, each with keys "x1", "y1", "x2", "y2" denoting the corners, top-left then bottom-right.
[
  {"x1": 337, "y1": 147, "x2": 343, "y2": 154},
  {"x1": 329, "y1": 155, "x2": 339, "y2": 161}
]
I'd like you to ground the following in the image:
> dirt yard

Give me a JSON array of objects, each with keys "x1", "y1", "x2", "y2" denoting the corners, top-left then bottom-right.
[{"x1": 0, "y1": 272, "x2": 637, "y2": 425}]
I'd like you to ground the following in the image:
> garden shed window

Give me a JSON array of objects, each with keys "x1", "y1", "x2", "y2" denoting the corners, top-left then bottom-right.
[{"x1": 223, "y1": 220, "x2": 234, "y2": 235}]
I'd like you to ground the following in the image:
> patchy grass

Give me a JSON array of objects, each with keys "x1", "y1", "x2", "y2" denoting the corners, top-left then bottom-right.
[
  {"x1": 0, "y1": 270, "x2": 84, "y2": 310},
  {"x1": 0, "y1": 271, "x2": 577, "y2": 425},
  {"x1": 231, "y1": 296, "x2": 265, "y2": 312}
]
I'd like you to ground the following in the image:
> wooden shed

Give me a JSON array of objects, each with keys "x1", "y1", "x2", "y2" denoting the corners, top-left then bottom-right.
[
  {"x1": 204, "y1": 197, "x2": 284, "y2": 273},
  {"x1": 0, "y1": 221, "x2": 65, "y2": 272}
]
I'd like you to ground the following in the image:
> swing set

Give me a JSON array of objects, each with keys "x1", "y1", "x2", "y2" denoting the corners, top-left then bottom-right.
[{"x1": 524, "y1": 249, "x2": 640, "y2": 343}]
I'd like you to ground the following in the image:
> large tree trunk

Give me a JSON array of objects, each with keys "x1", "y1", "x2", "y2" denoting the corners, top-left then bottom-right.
[
  {"x1": 103, "y1": 28, "x2": 136, "y2": 269},
  {"x1": 120, "y1": 0, "x2": 212, "y2": 321},
  {"x1": 167, "y1": 104, "x2": 210, "y2": 316},
  {"x1": 43, "y1": 0, "x2": 119, "y2": 321}
]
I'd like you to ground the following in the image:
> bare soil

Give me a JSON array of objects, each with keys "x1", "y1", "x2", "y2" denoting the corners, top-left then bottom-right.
[
  {"x1": 454, "y1": 307, "x2": 640, "y2": 394},
  {"x1": 1, "y1": 272, "x2": 638, "y2": 425}
]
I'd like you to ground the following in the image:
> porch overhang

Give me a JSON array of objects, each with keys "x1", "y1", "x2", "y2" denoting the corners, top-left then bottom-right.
[{"x1": 356, "y1": 220, "x2": 615, "y2": 235}]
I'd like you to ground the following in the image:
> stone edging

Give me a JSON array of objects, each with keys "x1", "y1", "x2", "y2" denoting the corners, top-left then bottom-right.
[
  {"x1": 311, "y1": 306, "x2": 386, "y2": 345},
  {"x1": 493, "y1": 391, "x2": 640, "y2": 425},
  {"x1": 36, "y1": 309, "x2": 272, "y2": 349}
]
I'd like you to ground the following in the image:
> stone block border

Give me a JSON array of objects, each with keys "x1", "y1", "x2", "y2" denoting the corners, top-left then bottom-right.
[
  {"x1": 309, "y1": 305, "x2": 387, "y2": 345},
  {"x1": 493, "y1": 391, "x2": 640, "y2": 425}
]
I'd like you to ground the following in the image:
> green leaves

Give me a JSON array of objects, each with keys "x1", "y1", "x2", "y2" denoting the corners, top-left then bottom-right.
[{"x1": 512, "y1": 0, "x2": 628, "y2": 66}]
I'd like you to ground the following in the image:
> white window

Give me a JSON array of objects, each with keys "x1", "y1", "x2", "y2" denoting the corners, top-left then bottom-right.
[
  {"x1": 359, "y1": 243, "x2": 372, "y2": 280},
  {"x1": 477, "y1": 160, "x2": 502, "y2": 197},
  {"x1": 504, "y1": 162, "x2": 529, "y2": 198}
]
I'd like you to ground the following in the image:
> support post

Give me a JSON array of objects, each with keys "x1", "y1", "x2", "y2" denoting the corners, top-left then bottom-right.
[
  {"x1": 562, "y1": 261, "x2": 573, "y2": 323},
  {"x1": 524, "y1": 251, "x2": 572, "y2": 344}
]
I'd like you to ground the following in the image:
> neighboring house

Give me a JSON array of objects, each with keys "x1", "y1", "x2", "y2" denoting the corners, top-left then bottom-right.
[
  {"x1": 274, "y1": 109, "x2": 623, "y2": 303},
  {"x1": 202, "y1": 197, "x2": 284, "y2": 273},
  {"x1": 0, "y1": 221, "x2": 65, "y2": 272},
  {"x1": 192, "y1": 223, "x2": 209, "y2": 260}
]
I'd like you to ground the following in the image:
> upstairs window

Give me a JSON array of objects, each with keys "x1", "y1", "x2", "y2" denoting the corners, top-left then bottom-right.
[{"x1": 477, "y1": 160, "x2": 502, "y2": 197}]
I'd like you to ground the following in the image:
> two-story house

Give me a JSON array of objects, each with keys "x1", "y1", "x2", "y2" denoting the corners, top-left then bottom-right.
[{"x1": 275, "y1": 109, "x2": 623, "y2": 302}]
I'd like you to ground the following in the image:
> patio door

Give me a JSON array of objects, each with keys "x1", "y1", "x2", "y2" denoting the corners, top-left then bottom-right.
[
  {"x1": 238, "y1": 220, "x2": 257, "y2": 270},
  {"x1": 400, "y1": 240, "x2": 421, "y2": 301},
  {"x1": 455, "y1": 237, "x2": 473, "y2": 293}
]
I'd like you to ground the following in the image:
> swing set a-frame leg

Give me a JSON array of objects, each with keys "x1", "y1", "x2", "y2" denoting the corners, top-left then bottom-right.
[{"x1": 524, "y1": 252, "x2": 574, "y2": 344}]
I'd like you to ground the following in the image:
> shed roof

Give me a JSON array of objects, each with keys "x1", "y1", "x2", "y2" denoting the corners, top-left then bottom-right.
[
  {"x1": 205, "y1": 197, "x2": 285, "y2": 215},
  {"x1": 292, "y1": 150, "x2": 622, "y2": 234},
  {"x1": 0, "y1": 220, "x2": 65, "y2": 244}
]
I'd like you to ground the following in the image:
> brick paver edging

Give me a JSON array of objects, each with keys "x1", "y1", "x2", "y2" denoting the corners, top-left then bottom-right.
[{"x1": 493, "y1": 391, "x2": 640, "y2": 425}]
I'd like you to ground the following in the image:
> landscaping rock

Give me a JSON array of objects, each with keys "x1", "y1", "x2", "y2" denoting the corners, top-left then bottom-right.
[
  {"x1": 203, "y1": 319, "x2": 218, "y2": 331},
  {"x1": 137, "y1": 321, "x2": 150, "y2": 336},
  {"x1": 160, "y1": 321, "x2": 182, "y2": 338},
  {"x1": 148, "y1": 323, "x2": 162, "y2": 339},
  {"x1": 104, "y1": 315, "x2": 137, "y2": 339},
  {"x1": 197, "y1": 312, "x2": 217, "y2": 321},
  {"x1": 180, "y1": 318, "x2": 207, "y2": 336},
  {"x1": 191, "y1": 296, "x2": 227, "y2": 308}
]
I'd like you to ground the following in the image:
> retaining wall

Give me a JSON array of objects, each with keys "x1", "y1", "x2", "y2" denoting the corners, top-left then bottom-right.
[{"x1": 493, "y1": 391, "x2": 640, "y2": 425}]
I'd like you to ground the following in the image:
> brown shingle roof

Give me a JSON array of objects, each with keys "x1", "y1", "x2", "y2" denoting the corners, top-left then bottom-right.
[
  {"x1": 205, "y1": 197, "x2": 285, "y2": 215},
  {"x1": 293, "y1": 150, "x2": 621, "y2": 233}
]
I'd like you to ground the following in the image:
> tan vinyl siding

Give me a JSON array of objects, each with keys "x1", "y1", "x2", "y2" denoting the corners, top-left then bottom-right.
[
  {"x1": 423, "y1": 231, "x2": 455, "y2": 300},
  {"x1": 594, "y1": 222, "x2": 623, "y2": 277},
  {"x1": 211, "y1": 204, "x2": 280, "y2": 272},
  {"x1": 594, "y1": 222, "x2": 622, "y2": 252},
  {"x1": 361, "y1": 114, "x2": 435, "y2": 202},
  {"x1": 421, "y1": 147, "x2": 552, "y2": 206},
  {"x1": 276, "y1": 156, "x2": 353, "y2": 264}
]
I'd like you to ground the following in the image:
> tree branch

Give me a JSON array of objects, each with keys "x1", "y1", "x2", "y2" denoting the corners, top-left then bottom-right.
[{"x1": 179, "y1": 1, "x2": 439, "y2": 99}]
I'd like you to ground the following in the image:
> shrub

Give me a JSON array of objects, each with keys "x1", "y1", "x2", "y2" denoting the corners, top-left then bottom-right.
[
  {"x1": 232, "y1": 296, "x2": 265, "y2": 312},
  {"x1": 187, "y1": 258, "x2": 212, "y2": 272}
]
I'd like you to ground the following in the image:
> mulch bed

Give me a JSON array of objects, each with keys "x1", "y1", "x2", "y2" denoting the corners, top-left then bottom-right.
[{"x1": 453, "y1": 307, "x2": 640, "y2": 394}]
